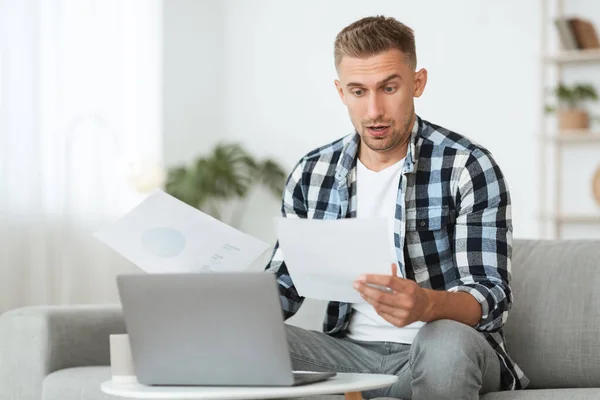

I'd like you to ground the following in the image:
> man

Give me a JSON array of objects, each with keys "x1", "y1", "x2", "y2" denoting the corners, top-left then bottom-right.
[{"x1": 265, "y1": 15, "x2": 528, "y2": 399}]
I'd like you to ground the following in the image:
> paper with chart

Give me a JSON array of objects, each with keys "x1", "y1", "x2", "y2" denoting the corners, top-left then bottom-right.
[
  {"x1": 274, "y1": 217, "x2": 394, "y2": 303},
  {"x1": 94, "y1": 189, "x2": 270, "y2": 273}
]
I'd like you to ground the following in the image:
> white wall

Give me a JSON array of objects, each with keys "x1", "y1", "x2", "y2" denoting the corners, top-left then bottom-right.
[{"x1": 162, "y1": 0, "x2": 226, "y2": 167}]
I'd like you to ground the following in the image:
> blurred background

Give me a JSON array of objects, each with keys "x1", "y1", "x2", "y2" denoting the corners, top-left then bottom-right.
[{"x1": 1, "y1": 0, "x2": 599, "y2": 316}]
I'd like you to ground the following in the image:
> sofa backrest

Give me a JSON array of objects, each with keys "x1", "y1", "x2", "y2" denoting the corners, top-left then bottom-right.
[{"x1": 505, "y1": 239, "x2": 600, "y2": 389}]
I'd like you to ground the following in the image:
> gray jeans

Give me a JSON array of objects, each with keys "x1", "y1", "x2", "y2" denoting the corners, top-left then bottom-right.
[{"x1": 286, "y1": 319, "x2": 501, "y2": 400}]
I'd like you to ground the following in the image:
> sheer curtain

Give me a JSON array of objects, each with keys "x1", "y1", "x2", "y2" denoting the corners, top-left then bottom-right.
[{"x1": 0, "y1": 0, "x2": 162, "y2": 312}]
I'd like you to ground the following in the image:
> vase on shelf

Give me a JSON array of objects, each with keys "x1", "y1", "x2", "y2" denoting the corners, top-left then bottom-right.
[
  {"x1": 558, "y1": 108, "x2": 590, "y2": 131},
  {"x1": 593, "y1": 167, "x2": 600, "y2": 206}
]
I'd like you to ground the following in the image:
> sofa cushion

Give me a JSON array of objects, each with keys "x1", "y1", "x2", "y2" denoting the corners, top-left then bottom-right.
[
  {"x1": 482, "y1": 388, "x2": 600, "y2": 399},
  {"x1": 506, "y1": 240, "x2": 600, "y2": 389},
  {"x1": 43, "y1": 366, "x2": 124, "y2": 400}
]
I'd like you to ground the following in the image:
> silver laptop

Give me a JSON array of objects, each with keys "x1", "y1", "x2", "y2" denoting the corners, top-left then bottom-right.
[{"x1": 116, "y1": 272, "x2": 336, "y2": 386}]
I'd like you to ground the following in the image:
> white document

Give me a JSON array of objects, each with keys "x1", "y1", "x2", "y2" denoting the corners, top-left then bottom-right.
[
  {"x1": 95, "y1": 189, "x2": 270, "y2": 273},
  {"x1": 275, "y1": 217, "x2": 394, "y2": 303}
]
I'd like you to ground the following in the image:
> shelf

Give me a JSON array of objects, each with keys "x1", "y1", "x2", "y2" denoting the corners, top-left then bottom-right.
[
  {"x1": 542, "y1": 131, "x2": 600, "y2": 143},
  {"x1": 545, "y1": 49, "x2": 600, "y2": 64},
  {"x1": 540, "y1": 2, "x2": 600, "y2": 239},
  {"x1": 540, "y1": 214, "x2": 600, "y2": 224}
]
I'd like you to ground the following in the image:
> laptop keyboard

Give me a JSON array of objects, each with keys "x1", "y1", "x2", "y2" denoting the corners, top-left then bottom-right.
[{"x1": 292, "y1": 372, "x2": 336, "y2": 386}]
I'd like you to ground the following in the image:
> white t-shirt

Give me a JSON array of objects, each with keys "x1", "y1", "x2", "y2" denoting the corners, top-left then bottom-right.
[{"x1": 347, "y1": 157, "x2": 425, "y2": 344}]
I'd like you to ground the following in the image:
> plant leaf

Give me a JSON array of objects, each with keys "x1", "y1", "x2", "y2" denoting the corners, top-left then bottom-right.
[
  {"x1": 256, "y1": 159, "x2": 287, "y2": 197},
  {"x1": 164, "y1": 143, "x2": 287, "y2": 217}
]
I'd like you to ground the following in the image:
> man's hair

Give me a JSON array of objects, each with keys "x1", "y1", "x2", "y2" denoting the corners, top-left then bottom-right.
[{"x1": 334, "y1": 16, "x2": 417, "y2": 70}]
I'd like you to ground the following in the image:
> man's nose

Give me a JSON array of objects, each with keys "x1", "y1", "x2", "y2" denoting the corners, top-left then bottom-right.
[{"x1": 366, "y1": 94, "x2": 384, "y2": 121}]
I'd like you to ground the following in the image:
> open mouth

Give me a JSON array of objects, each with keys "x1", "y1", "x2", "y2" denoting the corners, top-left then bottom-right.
[{"x1": 366, "y1": 125, "x2": 391, "y2": 136}]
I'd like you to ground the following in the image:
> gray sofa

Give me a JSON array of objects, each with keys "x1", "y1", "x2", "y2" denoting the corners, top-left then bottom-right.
[{"x1": 1, "y1": 239, "x2": 600, "y2": 400}]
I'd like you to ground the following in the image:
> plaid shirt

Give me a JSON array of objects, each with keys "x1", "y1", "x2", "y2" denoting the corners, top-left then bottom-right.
[{"x1": 265, "y1": 115, "x2": 529, "y2": 390}]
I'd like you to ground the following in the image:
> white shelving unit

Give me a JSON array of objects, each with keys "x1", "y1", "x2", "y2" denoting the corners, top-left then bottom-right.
[
  {"x1": 542, "y1": 131, "x2": 600, "y2": 143},
  {"x1": 540, "y1": 0, "x2": 600, "y2": 239},
  {"x1": 541, "y1": 213, "x2": 600, "y2": 224},
  {"x1": 544, "y1": 49, "x2": 600, "y2": 64}
]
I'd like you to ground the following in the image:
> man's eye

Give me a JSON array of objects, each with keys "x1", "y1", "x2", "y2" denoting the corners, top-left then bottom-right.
[
  {"x1": 384, "y1": 87, "x2": 396, "y2": 93},
  {"x1": 353, "y1": 90, "x2": 364, "y2": 96}
]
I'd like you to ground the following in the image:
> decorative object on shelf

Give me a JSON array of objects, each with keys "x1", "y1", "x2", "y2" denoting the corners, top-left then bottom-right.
[
  {"x1": 554, "y1": 17, "x2": 600, "y2": 51},
  {"x1": 165, "y1": 143, "x2": 286, "y2": 224},
  {"x1": 545, "y1": 83, "x2": 598, "y2": 131},
  {"x1": 593, "y1": 166, "x2": 600, "y2": 206}
]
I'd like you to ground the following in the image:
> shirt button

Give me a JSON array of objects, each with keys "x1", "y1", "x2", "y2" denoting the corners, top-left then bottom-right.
[{"x1": 420, "y1": 221, "x2": 426, "y2": 227}]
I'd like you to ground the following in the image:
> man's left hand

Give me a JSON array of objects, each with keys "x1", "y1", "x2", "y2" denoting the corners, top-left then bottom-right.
[{"x1": 353, "y1": 264, "x2": 434, "y2": 328}]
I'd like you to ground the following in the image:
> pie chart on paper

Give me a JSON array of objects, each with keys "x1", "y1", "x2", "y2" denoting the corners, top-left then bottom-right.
[{"x1": 141, "y1": 227, "x2": 187, "y2": 258}]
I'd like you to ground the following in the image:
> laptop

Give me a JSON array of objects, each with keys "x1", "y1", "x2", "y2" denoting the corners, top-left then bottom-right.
[{"x1": 116, "y1": 272, "x2": 336, "y2": 386}]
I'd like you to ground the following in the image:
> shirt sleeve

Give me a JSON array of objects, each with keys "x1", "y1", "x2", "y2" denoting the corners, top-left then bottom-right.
[
  {"x1": 264, "y1": 159, "x2": 307, "y2": 320},
  {"x1": 448, "y1": 149, "x2": 513, "y2": 332}
]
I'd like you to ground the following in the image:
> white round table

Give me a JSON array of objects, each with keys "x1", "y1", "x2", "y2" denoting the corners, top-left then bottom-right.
[{"x1": 101, "y1": 373, "x2": 398, "y2": 400}]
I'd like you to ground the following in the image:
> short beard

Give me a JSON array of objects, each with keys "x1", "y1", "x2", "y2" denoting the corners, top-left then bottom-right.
[{"x1": 360, "y1": 112, "x2": 414, "y2": 153}]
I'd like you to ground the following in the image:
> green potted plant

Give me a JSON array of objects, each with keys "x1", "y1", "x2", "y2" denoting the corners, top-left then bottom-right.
[
  {"x1": 545, "y1": 82, "x2": 598, "y2": 131},
  {"x1": 165, "y1": 143, "x2": 286, "y2": 226}
]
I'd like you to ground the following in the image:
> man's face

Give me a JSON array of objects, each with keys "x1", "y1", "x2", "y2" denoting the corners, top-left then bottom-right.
[{"x1": 335, "y1": 49, "x2": 427, "y2": 154}]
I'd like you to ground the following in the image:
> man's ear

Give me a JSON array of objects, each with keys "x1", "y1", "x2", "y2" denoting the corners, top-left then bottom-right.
[
  {"x1": 413, "y1": 68, "x2": 428, "y2": 98},
  {"x1": 334, "y1": 80, "x2": 347, "y2": 105}
]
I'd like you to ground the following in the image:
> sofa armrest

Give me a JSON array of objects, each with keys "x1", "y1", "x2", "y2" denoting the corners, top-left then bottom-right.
[{"x1": 0, "y1": 304, "x2": 125, "y2": 400}]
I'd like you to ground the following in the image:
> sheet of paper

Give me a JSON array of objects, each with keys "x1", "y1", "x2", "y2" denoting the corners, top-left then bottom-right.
[
  {"x1": 95, "y1": 189, "x2": 270, "y2": 273},
  {"x1": 275, "y1": 217, "x2": 394, "y2": 303}
]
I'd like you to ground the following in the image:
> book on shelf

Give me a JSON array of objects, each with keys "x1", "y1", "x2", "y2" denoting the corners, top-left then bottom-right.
[{"x1": 554, "y1": 17, "x2": 600, "y2": 51}]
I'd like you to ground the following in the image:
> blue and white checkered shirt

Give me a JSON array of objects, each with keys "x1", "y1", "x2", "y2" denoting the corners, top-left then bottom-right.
[{"x1": 266, "y1": 115, "x2": 529, "y2": 390}]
